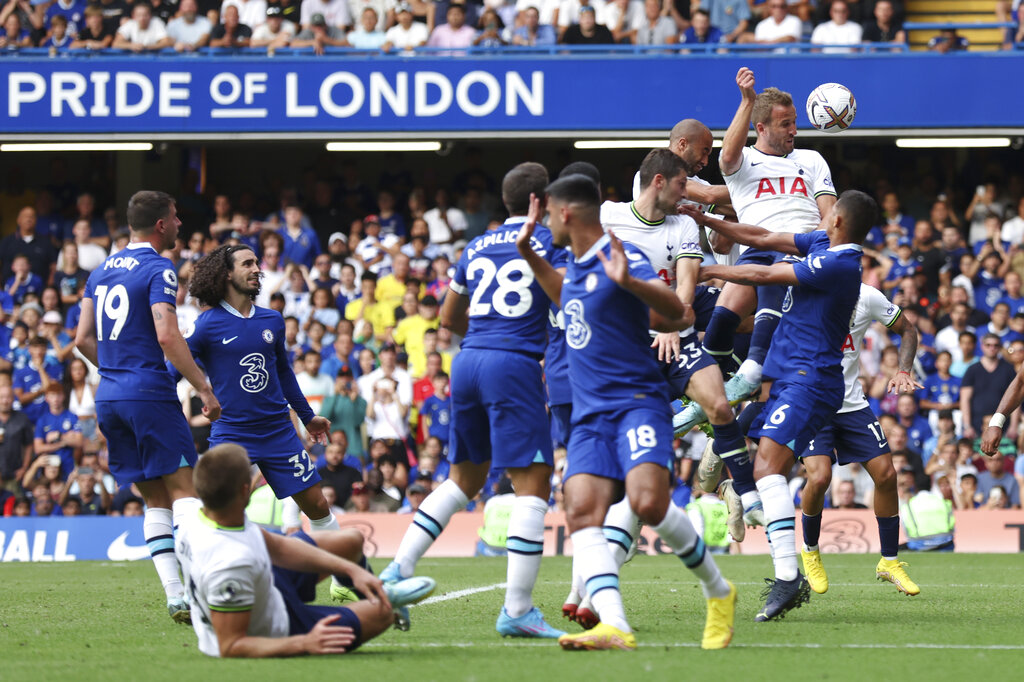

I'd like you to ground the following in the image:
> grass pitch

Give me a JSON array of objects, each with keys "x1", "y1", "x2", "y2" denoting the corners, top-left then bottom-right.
[{"x1": 3, "y1": 553, "x2": 1021, "y2": 681}]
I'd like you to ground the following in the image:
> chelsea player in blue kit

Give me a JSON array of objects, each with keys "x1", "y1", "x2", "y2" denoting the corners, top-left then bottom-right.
[
  {"x1": 517, "y1": 175, "x2": 736, "y2": 651},
  {"x1": 696, "y1": 190, "x2": 878, "y2": 621},
  {"x1": 380, "y1": 163, "x2": 565, "y2": 639},
  {"x1": 75, "y1": 191, "x2": 221, "y2": 623}
]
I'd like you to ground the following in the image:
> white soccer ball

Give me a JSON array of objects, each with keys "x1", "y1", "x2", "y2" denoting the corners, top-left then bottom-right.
[{"x1": 805, "y1": 83, "x2": 857, "y2": 133}]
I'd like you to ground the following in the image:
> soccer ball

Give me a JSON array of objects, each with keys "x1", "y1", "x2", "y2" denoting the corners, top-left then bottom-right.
[{"x1": 805, "y1": 83, "x2": 857, "y2": 133}]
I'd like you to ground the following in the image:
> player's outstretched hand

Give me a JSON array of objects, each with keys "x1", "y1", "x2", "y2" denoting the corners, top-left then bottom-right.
[
  {"x1": 200, "y1": 387, "x2": 222, "y2": 421},
  {"x1": 980, "y1": 426, "x2": 1003, "y2": 457},
  {"x1": 736, "y1": 67, "x2": 755, "y2": 99},
  {"x1": 305, "y1": 614, "x2": 356, "y2": 655},
  {"x1": 651, "y1": 332, "x2": 681, "y2": 362},
  {"x1": 886, "y1": 371, "x2": 923, "y2": 395},
  {"x1": 516, "y1": 193, "x2": 542, "y2": 258},
  {"x1": 350, "y1": 567, "x2": 389, "y2": 608},
  {"x1": 677, "y1": 203, "x2": 707, "y2": 225},
  {"x1": 596, "y1": 230, "x2": 630, "y2": 287},
  {"x1": 306, "y1": 416, "x2": 331, "y2": 445}
]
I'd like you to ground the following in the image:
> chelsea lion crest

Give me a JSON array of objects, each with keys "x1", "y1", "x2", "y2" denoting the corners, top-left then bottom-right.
[{"x1": 262, "y1": 329, "x2": 274, "y2": 343}]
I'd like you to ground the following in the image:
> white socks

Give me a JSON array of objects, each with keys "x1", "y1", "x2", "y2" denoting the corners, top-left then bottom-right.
[
  {"x1": 281, "y1": 496, "x2": 301, "y2": 530},
  {"x1": 603, "y1": 496, "x2": 641, "y2": 566},
  {"x1": 756, "y1": 474, "x2": 799, "y2": 581},
  {"x1": 145, "y1": 507, "x2": 182, "y2": 599},
  {"x1": 394, "y1": 479, "x2": 468, "y2": 578},
  {"x1": 572, "y1": 527, "x2": 630, "y2": 633},
  {"x1": 653, "y1": 503, "x2": 731, "y2": 599},
  {"x1": 737, "y1": 359, "x2": 763, "y2": 385},
  {"x1": 309, "y1": 512, "x2": 341, "y2": 532},
  {"x1": 504, "y1": 495, "x2": 548, "y2": 618}
]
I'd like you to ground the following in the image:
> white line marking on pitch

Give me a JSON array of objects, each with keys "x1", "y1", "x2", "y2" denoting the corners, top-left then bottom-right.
[
  {"x1": 541, "y1": 580, "x2": 1024, "y2": 589},
  {"x1": 414, "y1": 582, "x2": 507, "y2": 606},
  {"x1": 366, "y1": 641, "x2": 1024, "y2": 651}
]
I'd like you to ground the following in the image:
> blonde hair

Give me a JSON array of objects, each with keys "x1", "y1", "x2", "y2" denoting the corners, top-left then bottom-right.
[{"x1": 751, "y1": 87, "x2": 794, "y2": 127}]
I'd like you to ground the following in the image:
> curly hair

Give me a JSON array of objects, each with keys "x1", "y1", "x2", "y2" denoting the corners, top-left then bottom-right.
[
  {"x1": 189, "y1": 244, "x2": 258, "y2": 308},
  {"x1": 751, "y1": 87, "x2": 794, "y2": 127}
]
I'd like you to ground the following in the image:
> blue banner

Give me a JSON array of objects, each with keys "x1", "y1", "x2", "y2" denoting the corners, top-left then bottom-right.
[
  {"x1": 0, "y1": 517, "x2": 149, "y2": 562},
  {"x1": 0, "y1": 53, "x2": 1021, "y2": 134}
]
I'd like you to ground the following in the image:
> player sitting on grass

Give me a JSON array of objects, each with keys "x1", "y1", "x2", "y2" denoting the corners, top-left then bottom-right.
[
  {"x1": 517, "y1": 175, "x2": 736, "y2": 651},
  {"x1": 176, "y1": 443, "x2": 436, "y2": 658}
]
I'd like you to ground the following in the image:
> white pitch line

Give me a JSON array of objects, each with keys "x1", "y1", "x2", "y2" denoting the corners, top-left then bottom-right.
[
  {"x1": 415, "y1": 582, "x2": 507, "y2": 607},
  {"x1": 365, "y1": 641, "x2": 1024, "y2": 651},
  {"x1": 540, "y1": 580, "x2": 1024, "y2": 589}
]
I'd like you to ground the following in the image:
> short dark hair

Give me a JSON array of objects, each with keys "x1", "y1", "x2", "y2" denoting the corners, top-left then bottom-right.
[
  {"x1": 127, "y1": 191, "x2": 175, "y2": 234},
  {"x1": 638, "y1": 148, "x2": 689, "y2": 190},
  {"x1": 558, "y1": 161, "x2": 601, "y2": 186},
  {"x1": 502, "y1": 162, "x2": 550, "y2": 215},
  {"x1": 835, "y1": 190, "x2": 879, "y2": 244},
  {"x1": 544, "y1": 174, "x2": 601, "y2": 208},
  {"x1": 194, "y1": 444, "x2": 251, "y2": 511},
  {"x1": 361, "y1": 271, "x2": 378, "y2": 283}
]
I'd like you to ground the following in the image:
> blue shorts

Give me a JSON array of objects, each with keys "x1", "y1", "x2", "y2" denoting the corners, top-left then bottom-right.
[
  {"x1": 565, "y1": 402, "x2": 674, "y2": 483},
  {"x1": 799, "y1": 406, "x2": 890, "y2": 464},
  {"x1": 752, "y1": 380, "x2": 842, "y2": 457},
  {"x1": 550, "y1": 403, "x2": 572, "y2": 449},
  {"x1": 209, "y1": 420, "x2": 320, "y2": 499},
  {"x1": 96, "y1": 400, "x2": 197, "y2": 486},
  {"x1": 656, "y1": 331, "x2": 719, "y2": 397},
  {"x1": 271, "y1": 531, "x2": 363, "y2": 648},
  {"x1": 693, "y1": 285, "x2": 720, "y2": 332},
  {"x1": 736, "y1": 247, "x2": 786, "y2": 267},
  {"x1": 449, "y1": 349, "x2": 553, "y2": 470}
]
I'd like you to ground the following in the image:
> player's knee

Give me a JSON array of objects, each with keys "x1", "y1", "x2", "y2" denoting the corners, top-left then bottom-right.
[
  {"x1": 806, "y1": 468, "x2": 832, "y2": 493},
  {"x1": 629, "y1": 491, "x2": 668, "y2": 526},
  {"x1": 706, "y1": 399, "x2": 734, "y2": 425},
  {"x1": 565, "y1": 499, "x2": 603, "y2": 532},
  {"x1": 873, "y1": 464, "x2": 897, "y2": 493}
]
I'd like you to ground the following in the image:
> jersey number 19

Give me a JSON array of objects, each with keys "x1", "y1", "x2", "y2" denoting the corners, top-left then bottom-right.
[{"x1": 94, "y1": 284, "x2": 130, "y2": 341}]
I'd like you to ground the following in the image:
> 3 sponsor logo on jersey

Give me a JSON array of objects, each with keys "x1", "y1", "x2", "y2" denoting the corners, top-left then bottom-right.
[
  {"x1": 564, "y1": 299, "x2": 591, "y2": 350},
  {"x1": 781, "y1": 287, "x2": 794, "y2": 313}
]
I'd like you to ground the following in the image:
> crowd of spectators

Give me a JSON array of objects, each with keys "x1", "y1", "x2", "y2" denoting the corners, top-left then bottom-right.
[
  {"x1": 0, "y1": 0, "x2": 1016, "y2": 53},
  {"x1": 1, "y1": 149, "x2": 1024, "y2": 522}
]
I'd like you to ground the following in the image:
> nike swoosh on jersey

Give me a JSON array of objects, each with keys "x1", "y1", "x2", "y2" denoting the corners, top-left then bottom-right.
[
  {"x1": 751, "y1": 162, "x2": 763, "y2": 167},
  {"x1": 630, "y1": 448, "x2": 652, "y2": 461},
  {"x1": 106, "y1": 531, "x2": 152, "y2": 561},
  {"x1": 301, "y1": 468, "x2": 315, "y2": 482},
  {"x1": 222, "y1": 336, "x2": 239, "y2": 344}
]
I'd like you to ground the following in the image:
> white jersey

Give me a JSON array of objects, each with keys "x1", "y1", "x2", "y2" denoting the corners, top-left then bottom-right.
[
  {"x1": 723, "y1": 146, "x2": 835, "y2": 236},
  {"x1": 839, "y1": 283, "x2": 902, "y2": 413},
  {"x1": 600, "y1": 200, "x2": 703, "y2": 335},
  {"x1": 176, "y1": 510, "x2": 290, "y2": 657}
]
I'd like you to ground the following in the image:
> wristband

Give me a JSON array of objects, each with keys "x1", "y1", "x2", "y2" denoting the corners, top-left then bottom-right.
[
  {"x1": 989, "y1": 413, "x2": 1007, "y2": 430},
  {"x1": 898, "y1": 370, "x2": 911, "y2": 376}
]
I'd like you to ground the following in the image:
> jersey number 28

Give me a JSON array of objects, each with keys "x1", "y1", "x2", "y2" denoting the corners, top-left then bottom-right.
[{"x1": 467, "y1": 257, "x2": 535, "y2": 318}]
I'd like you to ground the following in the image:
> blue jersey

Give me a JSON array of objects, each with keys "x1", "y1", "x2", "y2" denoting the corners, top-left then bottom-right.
[
  {"x1": 13, "y1": 362, "x2": 63, "y2": 422},
  {"x1": 562, "y1": 234, "x2": 669, "y2": 421},
  {"x1": 918, "y1": 373, "x2": 961, "y2": 407},
  {"x1": 885, "y1": 259, "x2": 919, "y2": 282},
  {"x1": 544, "y1": 244, "x2": 572, "y2": 406},
  {"x1": 449, "y1": 219, "x2": 558, "y2": 357},
  {"x1": 419, "y1": 394, "x2": 451, "y2": 444},
  {"x1": 83, "y1": 243, "x2": 180, "y2": 402},
  {"x1": 278, "y1": 225, "x2": 321, "y2": 269},
  {"x1": 974, "y1": 271, "x2": 1005, "y2": 315},
  {"x1": 35, "y1": 409, "x2": 79, "y2": 477},
  {"x1": 184, "y1": 303, "x2": 316, "y2": 434},
  {"x1": 998, "y1": 294, "x2": 1024, "y2": 317},
  {"x1": 762, "y1": 231, "x2": 862, "y2": 391}
]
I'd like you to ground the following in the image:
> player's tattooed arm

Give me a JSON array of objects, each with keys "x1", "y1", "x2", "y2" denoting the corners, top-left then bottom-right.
[
  {"x1": 886, "y1": 314, "x2": 924, "y2": 395},
  {"x1": 699, "y1": 262, "x2": 798, "y2": 287},
  {"x1": 719, "y1": 67, "x2": 756, "y2": 176},
  {"x1": 679, "y1": 204, "x2": 800, "y2": 255}
]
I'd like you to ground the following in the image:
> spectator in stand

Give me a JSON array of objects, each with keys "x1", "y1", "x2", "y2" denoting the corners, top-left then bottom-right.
[
  {"x1": 301, "y1": 0, "x2": 351, "y2": 32},
  {"x1": 345, "y1": 271, "x2": 396, "y2": 342},
  {"x1": 739, "y1": 0, "x2": 801, "y2": 47},
  {"x1": 975, "y1": 452, "x2": 1020, "y2": 508},
  {"x1": 681, "y1": 8, "x2": 722, "y2": 45},
  {"x1": 698, "y1": 0, "x2": 749, "y2": 44},
  {"x1": 949, "y1": 331, "x2": 978, "y2": 378},
  {"x1": 295, "y1": 349, "x2": 334, "y2": 418},
  {"x1": 934, "y1": 302, "x2": 974, "y2": 364},
  {"x1": 317, "y1": 441, "x2": 363, "y2": 506},
  {"x1": 394, "y1": 294, "x2": 439, "y2": 374},
  {"x1": 998, "y1": 271, "x2": 1024, "y2": 316},
  {"x1": 560, "y1": 5, "x2": 614, "y2": 43},
  {"x1": 961, "y1": 333, "x2": 1016, "y2": 438},
  {"x1": 861, "y1": 0, "x2": 903, "y2": 45},
  {"x1": 366, "y1": 375, "x2": 410, "y2": 447},
  {"x1": 895, "y1": 393, "x2": 931, "y2": 456},
  {"x1": 973, "y1": 248, "x2": 1008, "y2": 315},
  {"x1": 473, "y1": 7, "x2": 505, "y2": 47},
  {"x1": 383, "y1": 3, "x2": 429, "y2": 49},
  {"x1": 278, "y1": 203, "x2": 320, "y2": 268},
  {"x1": 322, "y1": 368, "x2": 369, "y2": 461},
  {"x1": 376, "y1": 252, "x2": 416, "y2": 311},
  {"x1": 355, "y1": 215, "x2": 400, "y2": 275},
  {"x1": 95, "y1": 0, "x2": 130, "y2": 34},
  {"x1": 42, "y1": 15, "x2": 74, "y2": 50},
  {"x1": 0, "y1": 207, "x2": 56, "y2": 285},
  {"x1": 221, "y1": 0, "x2": 269, "y2": 29},
  {"x1": 0, "y1": 12, "x2": 32, "y2": 47},
  {"x1": 1001, "y1": 196, "x2": 1024, "y2": 244},
  {"x1": 209, "y1": 4, "x2": 253, "y2": 45},
  {"x1": 832, "y1": 480, "x2": 867, "y2": 509},
  {"x1": 928, "y1": 27, "x2": 967, "y2": 52},
  {"x1": 252, "y1": 5, "x2": 295, "y2": 44},
  {"x1": 168, "y1": 0, "x2": 214, "y2": 50},
  {"x1": 61, "y1": 220, "x2": 107, "y2": 273},
  {"x1": 632, "y1": 0, "x2": 677, "y2": 45},
  {"x1": 0, "y1": 385, "x2": 33, "y2": 495},
  {"x1": 417, "y1": 370, "x2": 450, "y2": 450},
  {"x1": 516, "y1": 0, "x2": 557, "y2": 27},
  {"x1": 348, "y1": 6, "x2": 387, "y2": 46},
  {"x1": 6, "y1": 255, "x2": 43, "y2": 305},
  {"x1": 113, "y1": 3, "x2": 173, "y2": 51},
  {"x1": 919, "y1": 351, "x2": 961, "y2": 415},
  {"x1": 33, "y1": 383, "x2": 81, "y2": 479},
  {"x1": 511, "y1": 5, "x2": 556, "y2": 45},
  {"x1": 980, "y1": 302, "x2": 1019, "y2": 347},
  {"x1": 811, "y1": 0, "x2": 862, "y2": 53},
  {"x1": 966, "y1": 181, "x2": 1008, "y2": 245},
  {"x1": 349, "y1": 0, "x2": 395, "y2": 31},
  {"x1": 428, "y1": 2, "x2": 476, "y2": 48},
  {"x1": 45, "y1": 0, "x2": 86, "y2": 36},
  {"x1": 422, "y1": 189, "x2": 466, "y2": 245},
  {"x1": 874, "y1": 191, "x2": 915, "y2": 242}
]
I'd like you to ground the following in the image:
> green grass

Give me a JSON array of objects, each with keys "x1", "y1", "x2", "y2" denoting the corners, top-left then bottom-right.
[{"x1": 3, "y1": 554, "x2": 1022, "y2": 680}]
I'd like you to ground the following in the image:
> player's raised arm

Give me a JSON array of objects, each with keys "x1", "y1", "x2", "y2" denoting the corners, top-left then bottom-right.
[
  {"x1": 153, "y1": 301, "x2": 221, "y2": 421},
  {"x1": 680, "y1": 204, "x2": 800, "y2": 255},
  {"x1": 599, "y1": 231, "x2": 693, "y2": 330},
  {"x1": 719, "y1": 67, "x2": 757, "y2": 177},
  {"x1": 516, "y1": 193, "x2": 564, "y2": 307},
  {"x1": 980, "y1": 367, "x2": 1024, "y2": 456},
  {"x1": 700, "y1": 262, "x2": 799, "y2": 288}
]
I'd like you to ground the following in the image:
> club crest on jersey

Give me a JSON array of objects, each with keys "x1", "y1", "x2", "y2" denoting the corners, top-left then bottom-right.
[
  {"x1": 62, "y1": 419, "x2": 71, "y2": 430},
  {"x1": 781, "y1": 287, "x2": 794, "y2": 313},
  {"x1": 262, "y1": 329, "x2": 274, "y2": 344},
  {"x1": 163, "y1": 269, "x2": 178, "y2": 287},
  {"x1": 585, "y1": 273, "x2": 598, "y2": 292}
]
